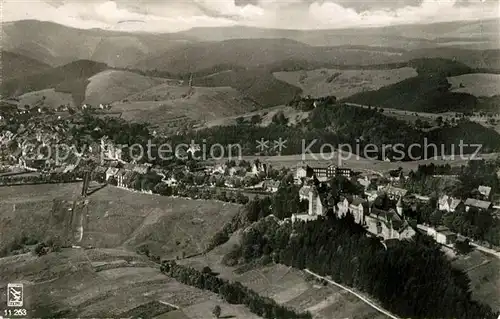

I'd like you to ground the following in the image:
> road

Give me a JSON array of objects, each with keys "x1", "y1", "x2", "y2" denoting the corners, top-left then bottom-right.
[
  {"x1": 470, "y1": 242, "x2": 500, "y2": 259},
  {"x1": 304, "y1": 269, "x2": 401, "y2": 319}
]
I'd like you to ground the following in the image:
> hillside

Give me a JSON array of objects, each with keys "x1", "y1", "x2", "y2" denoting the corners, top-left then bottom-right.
[
  {"x1": 0, "y1": 60, "x2": 109, "y2": 105},
  {"x1": 1, "y1": 51, "x2": 51, "y2": 80},
  {"x1": 194, "y1": 68, "x2": 301, "y2": 107},
  {"x1": 0, "y1": 183, "x2": 243, "y2": 259},
  {"x1": 113, "y1": 84, "x2": 261, "y2": 125},
  {"x1": 273, "y1": 67, "x2": 418, "y2": 99},
  {"x1": 16, "y1": 89, "x2": 76, "y2": 109},
  {"x1": 84, "y1": 70, "x2": 169, "y2": 105},
  {"x1": 0, "y1": 249, "x2": 262, "y2": 318},
  {"x1": 448, "y1": 74, "x2": 500, "y2": 97},
  {"x1": 344, "y1": 75, "x2": 479, "y2": 113},
  {"x1": 1, "y1": 20, "x2": 193, "y2": 68},
  {"x1": 402, "y1": 48, "x2": 500, "y2": 70}
]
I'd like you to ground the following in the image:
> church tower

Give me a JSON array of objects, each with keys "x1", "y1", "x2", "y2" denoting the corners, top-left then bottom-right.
[{"x1": 396, "y1": 196, "x2": 403, "y2": 216}]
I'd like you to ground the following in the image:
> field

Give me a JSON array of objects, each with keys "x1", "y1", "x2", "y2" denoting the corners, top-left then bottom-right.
[
  {"x1": 84, "y1": 70, "x2": 168, "y2": 105},
  {"x1": 451, "y1": 250, "x2": 500, "y2": 311},
  {"x1": 179, "y1": 232, "x2": 389, "y2": 319},
  {"x1": 112, "y1": 85, "x2": 260, "y2": 125},
  {"x1": 448, "y1": 73, "x2": 500, "y2": 97},
  {"x1": 0, "y1": 183, "x2": 255, "y2": 318},
  {"x1": 209, "y1": 151, "x2": 500, "y2": 175},
  {"x1": 0, "y1": 183, "x2": 244, "y2": 259},
  {"x1": 0, "y1": 249, "x2": 260, "y2": 318},
  {"x1": 273, "y1": 67, "x2": 417, "y2": 99},
  {"x1": 15, "y1": 89, "x2": 76, "y2": 108}
]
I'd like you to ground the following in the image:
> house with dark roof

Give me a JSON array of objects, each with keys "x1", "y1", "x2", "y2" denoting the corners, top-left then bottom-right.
[
  {"x1": 365, "y1": 208, "x2": 415, "y2": 241},
  {"x1": 465, "y1": 198, "x2": 492, "y2": 211}
]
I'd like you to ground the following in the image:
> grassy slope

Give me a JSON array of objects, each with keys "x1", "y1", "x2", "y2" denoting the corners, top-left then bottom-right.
[
  {"x1": 0, "y1": 183, "x2": 243, "y2": 259},
  {"x1": 273, "y1": 67, "x2": 418, "y2": 99},
  {"x1": 113, "y1": 84, "x2": 261, "y2": 125},
  {"x1": 448, "y1": 73, "x2": 500, "y2": 97},
  {"x1": 194, "y1": 68, "x2": 301, "y2": 107},
  {"x1": 343, "y1": 58, "x2": 483, "y2": 113},
  {"x1": 84, "y1": 70, "x2": 168, "y2": 105}
]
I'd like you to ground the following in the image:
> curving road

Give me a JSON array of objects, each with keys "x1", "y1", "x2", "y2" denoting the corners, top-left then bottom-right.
[{"x1": 304, "y1": 269, "x2": 401, "y2": 319}]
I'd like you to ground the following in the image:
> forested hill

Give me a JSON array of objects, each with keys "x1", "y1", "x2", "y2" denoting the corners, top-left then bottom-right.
[
  {"x1": 171, "y1": 103, "x2": 500, "y2": 160},
  {"x1": 343, "y1": 58, "x2": 493, "y2": 113},
  {"x1": 233, "y1": 215, "x2": 499, "y2": 319}
]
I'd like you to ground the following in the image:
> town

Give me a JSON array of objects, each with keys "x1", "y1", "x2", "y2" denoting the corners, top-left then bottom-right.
[
  {"x1": 2, "y1": 101, "x2": 500, "y2": 258},
  {"x1": 2, "y1": 11, "x2": 500, "y2": 319}
]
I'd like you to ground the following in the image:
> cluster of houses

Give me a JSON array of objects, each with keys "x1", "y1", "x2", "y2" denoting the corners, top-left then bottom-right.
[
  {"x1": 293, "y1": 181, "x2": 417, "y2": 242},
  {"x1": 289, "y1": 162, "x2": 500, "y2": 247}
]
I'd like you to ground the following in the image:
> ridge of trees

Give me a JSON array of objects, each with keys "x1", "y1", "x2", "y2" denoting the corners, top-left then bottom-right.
[{"x1": 173, "y1": 103, "x2": 500, "y2": 160}]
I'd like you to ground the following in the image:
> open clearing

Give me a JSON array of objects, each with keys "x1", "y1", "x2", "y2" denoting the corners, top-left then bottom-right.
[
  {"x1": 15, "y1": 89, "x2": 75, "y2": 108},
  {"x1": 0, "y1": 249, "x2": 260, "y2": 318},
  {"x1": 452, "y1": 250, "x2": 500, "y2": 311},
  {"x1": 84, "y1": 70, "x2": 168, "y2": 105},
  {"x1": 448, "y1": 73, "x2": 500, "y2": 97},
  {"x1": 273, "y1": 67, "x2": 417, "y2": 99},
  {"x1": 0, "y1": 183, "x2": 243, "y2": 259},
  {"x1": 180, "y1": 232, "x2": 389, "y2": 319},
  {"x1": 112, "y1": 85, "x2": 259, "y2": 125}
]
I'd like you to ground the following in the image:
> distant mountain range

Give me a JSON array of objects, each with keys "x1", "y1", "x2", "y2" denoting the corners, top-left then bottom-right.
[
  {"x1": 2, "y1": 19, "x2": 499, "y2": 70},
  {"x1": 1, "y1": 19, "x2": 499, "y2": 120},
  {"x1": 176, "y1": 19, "x2": 500, "y2": 48}
]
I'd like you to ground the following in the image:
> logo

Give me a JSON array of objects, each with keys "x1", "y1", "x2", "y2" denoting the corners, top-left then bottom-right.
[{"x1": 7, "y1": 283, "x2": 23, "y2": 307}]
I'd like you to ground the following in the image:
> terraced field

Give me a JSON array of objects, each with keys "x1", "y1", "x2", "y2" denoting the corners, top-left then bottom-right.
[{"x1": 0, "y1": 248, "x2": 260, "y2": 318}]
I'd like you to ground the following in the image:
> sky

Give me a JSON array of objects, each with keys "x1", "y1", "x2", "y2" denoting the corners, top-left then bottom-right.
[{"x1": 3, "y1": 0, "x2": 499, "y2": 32}]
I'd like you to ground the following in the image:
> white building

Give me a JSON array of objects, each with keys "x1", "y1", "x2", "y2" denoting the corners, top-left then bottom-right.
[{"x1": 438, "y1": 195, "x2": 464, "y2": 212}]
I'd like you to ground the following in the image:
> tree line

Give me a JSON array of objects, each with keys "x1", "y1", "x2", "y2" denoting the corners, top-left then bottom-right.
[{"x1": 160, "y1": 260, "x2": 312, "y2": 319}]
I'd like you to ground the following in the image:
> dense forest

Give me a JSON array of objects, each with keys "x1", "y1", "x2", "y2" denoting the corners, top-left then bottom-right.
[{"x1": 229, "y1": 215, "x2": 499, "y2": 319}]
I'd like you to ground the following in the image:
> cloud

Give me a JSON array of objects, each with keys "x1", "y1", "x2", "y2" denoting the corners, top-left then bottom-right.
[
  {"x1": 307, "y1": 0, "x2": 498, "y2": 28},
  {"x1": 2, "y1": 0, "x2": 499, "y2": 32}
]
